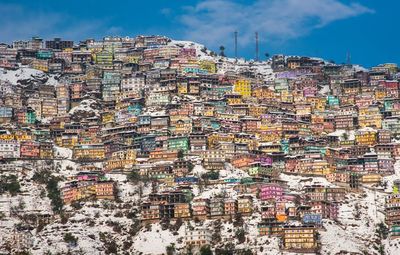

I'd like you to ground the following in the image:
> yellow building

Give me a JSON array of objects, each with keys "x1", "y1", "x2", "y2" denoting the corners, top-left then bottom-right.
[
  {"x1": 95, "y1": 49, "x2": 113, "y2": 65},
  {"x1": 126, "y1": 149, "x2": 137, "y2": 160},
  {"x1": 258, "y1": 131, "x2": 281, "y2": 143},
  {"x1": 234, "y1": 79, "x2": 251, "y2": 97},
  {"x1": 237, "y1": 196, "x2": 253, "y2": 214},
  {"x1": 199, "y1": 60, "x2": 216, "y2": 73},
  {"x1": 127, "y1": 56, "x2": 140, "y2": 64},
  {"x1": 252, "y1": 86, "x2": 278, "y2": 99},
  {"x1": 62, "y1": 135, "x2": 78, "y2": 149},
  {"x1": 361, "y1": 174, "x2": 382, "y2": 184},
  {"x1": 259, "y1": 143, "x2": 281, "y2": 153},
  {"x1": 225, "y1": 93, "x2": 243, "y2": 105},
  {"x1": 105, "y1": 159, "x2": 135, "y2": 171},
  {"x1": 102, "y1": 112, "x2": 115, "y2": 124},
  {"x1": 15, "y1": 134, "x2": 32, "y2": 141},
  {"x1": 280, "y1": 90, "x2": 293, "y2": 103},
  {"x1": 174, "y1": 203, "x2": 191, "y2": 218},
  {"x1": 355, "y1": 129, "x2": 377, "y2": 146},
  {"x1": 297, "y1": 159, "x2": 331, "y2": 175},
  {"x1": 358, "y1": 115, "x2": 382, "y2": 129},
  {"x1": 73, "y1": 144, "x2": 105, "y2": 160},
  {"x1": 0, "y1": 134, "x2": 15, "y2": 140},
  {"x1": 283, "y1": 226, "x2": 318, "y2": 251},
  {"x1": 177, "y1": 83, "x2": 188, "y2": 94},
  {"x1": 208, "y1": 133, "x2": 235, "y2": 148},
  {"x1": 31, "y1": 59, "x2": 49, "y2": 72},
  {"x1": 249, "y1": 105, "x2": 267, "y2": 117},
  {"x1": 358, "y1": 106, "x2": 382, "y2": 129},
  {"x1": 306, "y1": 97, "x2": 326, "y2": 112},
  {"x1": 375, "y1": 88, "x2": 386, "y2": 100}
]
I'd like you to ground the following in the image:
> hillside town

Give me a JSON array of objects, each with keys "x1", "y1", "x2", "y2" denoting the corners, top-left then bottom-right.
[{"x1": 1, "y1": 35, "x2": 400, "y2": 255}]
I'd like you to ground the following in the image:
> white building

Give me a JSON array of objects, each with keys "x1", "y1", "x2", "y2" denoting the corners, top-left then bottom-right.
[
  {"x1": 0, "y1": 140, "x2": 20, "y2": 158},
  {"x1": 184, "y1": 227, "x2": 212, "y2": 247},
  {"x1": 121, "y1": 75, "x2": 145, "y2": 98}
]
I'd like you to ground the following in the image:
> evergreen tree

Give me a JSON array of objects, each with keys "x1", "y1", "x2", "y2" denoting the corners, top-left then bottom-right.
[
  {"x1": 219, "y1": 46, "x2": 226, "y2": 57},
  {"x1": 200, "y1": 245, "x2": 213, "y2": 255}
]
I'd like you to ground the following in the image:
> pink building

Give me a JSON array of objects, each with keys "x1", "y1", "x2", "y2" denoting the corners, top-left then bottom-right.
[
  {"x1": 285, "y1": 157, "x2": 300, "y2": 173},
  {"x1": 179, "y1": 48, "x2": 196, "y2": 58},
  {"x1": 20, "y1": 141, "x2": 40, "y2": 158},
  {"x1": 303, "y1": 86, "x2": 317, "y2": 97},
  {"x1": 259, "y1": 184, "x2": 284, "y2": 201},
  {"x1": 328, "y1": 202, "x2": 339, "y2": 220},
  {"x1": 261, "y1": 204, "x2": 275, "y2": 220},
  {"x1": 257, "y1": 155, "x2": 273, "y2": 166},
  {"x1": 76, "y1": 172, "x2": 100, "y2": 182}
]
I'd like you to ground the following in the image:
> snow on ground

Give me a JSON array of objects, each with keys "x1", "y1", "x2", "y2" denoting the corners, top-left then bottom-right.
[
  {"x1": 279, "y1": 173, "x2": 335, "y2": 192},
  {"x1": 54, "y1": 146, "x2": 73, "y2": 159},
  {"x1": 353, "y1": 65, "x2": 369, "y2": 72},
  {"x1": 383, "y1": 238, "x2": 400, "y2": 255},
  {"x1": 320, "y1": 220, "x2": 362, "y2": 254},
  {"x1": 132, "y1": 223, "x2": 185, "y2": 254},
  {"x1": 192, "y1": 164, "x2": 208, "y2": 176},
  {"x1": 322, "y1": 187, "x2": 389, "y2": 254},
  {"x1": 197, "y1": 183, "x2": 238, "y2": 200},
  {"x1": 319, "y1": 84, "x2": 331, "y2": 95},
  {"x1": 383, "y1": 160, "x2": 400, "y2": 193},
  {"x1": 220, "y1": 163, "x2": 250, "y2": 179},
  {"x1": 168, "y1": 39, "x2": 214, "y2": 61},
  {"x1": 55, "y1": 158, "x2": 79, "y2": 178},
  {"x1": 327, "y1": 129, "x2": 356, "y2": 141},
  {"x1": 250, "y1": 61, "x2": 274, "y2": 81},
  {"x1": 69, "y1": 99, "x2": 100, "y2": 117},
  {"x1": 168, "y1": 39, "x2": 274, "y2": 81},
  {"x1": 2, "y1": 160, "x2": 399, "y2": 254},
  {"x1": 105, "y1": 173, "x2": 152, "y2": 203},
  {"x1": 0, "y1": 66, "x2": 60, "y2": 86},
  {"x1": 31, "y1": 199, "x2": 138, "y2": 254}
]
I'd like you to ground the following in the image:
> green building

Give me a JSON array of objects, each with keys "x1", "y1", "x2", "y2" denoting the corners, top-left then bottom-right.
[
  {"x1": 36, "y1": 50, "x2": 53, "y2": 60},
  {"x1": 168, "y1": 136, "x2": 189, "y2": 152}
]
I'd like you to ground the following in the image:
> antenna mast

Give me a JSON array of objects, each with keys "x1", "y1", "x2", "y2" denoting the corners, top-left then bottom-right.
[
  {"x1": 346, "y1": 51, "x2": 351, "y2": 65},
  {"x1": 255, "y1": 32, "x2": 259, "y2": 62},
  {"x1": 234, "y1": 31, "x2": 238, "y2": 59}
]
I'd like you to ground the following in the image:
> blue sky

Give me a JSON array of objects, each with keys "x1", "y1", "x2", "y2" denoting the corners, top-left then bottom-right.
[{"x1": 0, "y1": 0, "x2": 398, "y2": 67}]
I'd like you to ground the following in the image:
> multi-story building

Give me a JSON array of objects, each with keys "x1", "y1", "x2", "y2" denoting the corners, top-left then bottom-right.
[
  {"x1": 73, "y1": 144, "x2": 105, "y2": 160},
  {"x1": 45, "y1": 38, "x2": 73, "y2": 50},
  {"x1": 184, "y1": 227, "x2": 212, "y2": 247},
  {"x1": 0, "y1": 140, "x2": 20, "y2": 158},
  {"x1": 282, "y1": 226, "x2": 318, "y2": 251},
  {"x1": 192, "y1": 198, "x2": 210, "y2": 219},
  {"x1": 234, "y1": 79, "x2": 251, "y2": 97},
  {"x1": 237, "y1": 195, "x2": 253, "y2": 214}
]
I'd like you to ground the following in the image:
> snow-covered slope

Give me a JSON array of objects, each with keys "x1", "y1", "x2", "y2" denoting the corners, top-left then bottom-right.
[
  {"x1": 0, "y1": 66, "x2": 60, "y2": 86},
  {"x1": 168, "y1": 39, "x2": 214, "y2": 60},
  {"x1": 69, "y1": 99, "x2": 101, "y2": 120}
]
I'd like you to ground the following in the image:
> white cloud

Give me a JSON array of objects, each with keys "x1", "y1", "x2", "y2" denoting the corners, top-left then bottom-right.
[
  {"x1": 160, "y1": 8, "x2": 172, "y2": 16},
  {"x1": 179, "y1": 0, "x2": 374, "y2": 48}
]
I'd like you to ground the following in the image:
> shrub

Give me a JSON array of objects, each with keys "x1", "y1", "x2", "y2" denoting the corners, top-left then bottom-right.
[
  {"x1": 235, "y1": 228, "x2": 246, "y2": 244},
  {"x1": 127, "y1": 171, "x2": 141, "y2": 183},
  {"x1": 0, "y1": 175, "x2": 21, "y2": 196},
  {"x1": 63, "y1": 233, "x2": 78, "y2": 246},
  {"x1": 47, "y1": 177, "x2": 63, "y2": 213},
  {"x1": 200, "y1": 245, "x2": 212, "y2": 255},
  {"x1": 166, "y1": 243, "x2": 176, "y2": 255}
]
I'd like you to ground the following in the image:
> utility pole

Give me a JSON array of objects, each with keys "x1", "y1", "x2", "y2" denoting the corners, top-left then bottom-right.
[
  {"x1": 255, "y1": 32, "x2": 259, "y2": 62},
  {"x1": 234, "y1": 31, "x2": 238, "y2": 59},
  {"x1": 346, "y1": 51, "x2": 351, "y2": 65}
]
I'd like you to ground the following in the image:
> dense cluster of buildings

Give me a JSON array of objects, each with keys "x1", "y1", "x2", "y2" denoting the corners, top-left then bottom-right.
[
  {"x1": 385, "y1": 180, "x2": 400, "y2": 239},
  {"x1": 61, "y1": 172, "x2": 116, "y2": 204},
  {"x1": 1, "y1": 34, "x2": 400, "y2": 252}
]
